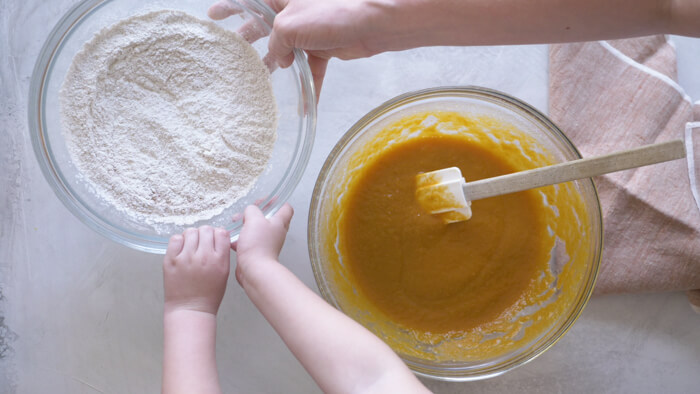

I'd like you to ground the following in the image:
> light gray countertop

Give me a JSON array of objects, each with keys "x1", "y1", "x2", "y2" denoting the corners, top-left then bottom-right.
[{"x1": 2, "y1": 1, "x2": 699, "y2": 393}]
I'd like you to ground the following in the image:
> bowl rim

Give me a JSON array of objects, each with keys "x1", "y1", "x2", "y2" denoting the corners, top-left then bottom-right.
[
  {"x1": 307, "y1": 85, "x2": 603, "y2": 381},
  {"x1": 28, "y1": 0, "x2": 316, "y2": 253}
]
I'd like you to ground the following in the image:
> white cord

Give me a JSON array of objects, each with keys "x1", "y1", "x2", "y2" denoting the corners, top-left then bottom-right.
[{"x1": 685, "y1": 122, "x2": 700, "y2": 213}]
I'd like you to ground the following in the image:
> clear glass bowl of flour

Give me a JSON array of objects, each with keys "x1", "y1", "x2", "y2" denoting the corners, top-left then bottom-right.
[{"x1": 29, "y1": 0, "x2": 316, "y2": 253}]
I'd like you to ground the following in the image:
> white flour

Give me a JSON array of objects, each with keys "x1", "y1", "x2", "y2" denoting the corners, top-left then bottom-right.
[{"x1": 60, "y1": 10, "x2": 277, "y2": 225}]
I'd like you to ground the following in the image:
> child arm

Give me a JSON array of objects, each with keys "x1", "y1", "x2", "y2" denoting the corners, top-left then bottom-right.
[
  {"x1": 162, "y1": 226, "x2": 231, "y2": 394},
  {"x1": 233, "y1": 204, "x2": 431, "y2": 394}
]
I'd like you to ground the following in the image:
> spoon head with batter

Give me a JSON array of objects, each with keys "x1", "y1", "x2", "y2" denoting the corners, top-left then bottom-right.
[{"x1": 415, "y1": 167, "x2": 472, "y2": 223}]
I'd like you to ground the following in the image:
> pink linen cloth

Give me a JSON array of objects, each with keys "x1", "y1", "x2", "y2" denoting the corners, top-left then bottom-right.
[{"x1": 549, "y1": 36, "x2": 700, "y2": 311}]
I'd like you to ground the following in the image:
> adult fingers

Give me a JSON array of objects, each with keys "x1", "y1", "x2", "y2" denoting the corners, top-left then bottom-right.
[
  {"x1": 262, "y1": 53, "x2": 280, "y2": 74},
  {"x1": 207, "y1": 0, "x2": 242, "y2": 20},
  {"x1": 268, "y1": 17, "x2": 295, "y2": 68},
  {"x1": 198, "y1": 225, "x2": 215, "y2": 254},
  {"x1": 307, "y1": 53, "x2": 328, "y2": 103},
  {"x1": 264, "y1": 0, "x2": 290, "y2": 13},
  {"x1": 238, "y1": 18, "x2": 269, "y2": 44},
  {"x1": 209, "y1": 0, "x2": 291, "y2": 20},
  {"x1": 183, "y1": 227, "x2": 199, "y2": 255},
  {"x1": 165, "y1": 234, "x2": 185, "y2": 260}
]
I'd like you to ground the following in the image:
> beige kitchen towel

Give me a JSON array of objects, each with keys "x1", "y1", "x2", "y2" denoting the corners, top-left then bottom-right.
[{"x1": 549, "y1": 36, "x2": 700, "y2": 311}]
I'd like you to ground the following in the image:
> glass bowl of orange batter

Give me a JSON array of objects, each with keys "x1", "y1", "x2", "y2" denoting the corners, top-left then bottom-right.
[{"x1": 308, "y1": 86, "x2": 602, "y2": 380}]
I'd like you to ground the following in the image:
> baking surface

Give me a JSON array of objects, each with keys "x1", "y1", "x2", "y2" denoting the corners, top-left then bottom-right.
[{"x1": 1, "y1": 1, "x2": 699, "y2": 392}]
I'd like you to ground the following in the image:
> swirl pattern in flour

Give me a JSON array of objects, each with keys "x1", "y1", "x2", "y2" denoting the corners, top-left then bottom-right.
[{"x1": 60, "y1": 10, "x2": 277, "y2": 225}]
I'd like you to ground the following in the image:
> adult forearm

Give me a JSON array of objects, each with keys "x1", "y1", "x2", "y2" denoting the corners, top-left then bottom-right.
[
  {"x1": 670, "y1": 0, "x2": 700, "y2": 36},
  {"x1": 372, "y1": 0, "x2": 683, "y2": 51},
  {"x1": 162, "y1": 310, "x2": 222, "y2": 394}
]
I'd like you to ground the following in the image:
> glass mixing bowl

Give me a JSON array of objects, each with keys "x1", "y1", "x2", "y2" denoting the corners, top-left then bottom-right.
[
  {"x1": 308, "y1": 86, "x2": 602, "y2": 380},
  {"x1": 29, "y1": 0, "x2": 315, "y2": 253}
]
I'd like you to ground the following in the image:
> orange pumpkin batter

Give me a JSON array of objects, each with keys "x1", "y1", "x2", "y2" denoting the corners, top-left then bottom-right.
[
  {"x1": 321, "y1": 110, "x2": 595, "y2": 361},
  {"x1": 341, "y1": 134, "x2": 550, "y2": 333}
]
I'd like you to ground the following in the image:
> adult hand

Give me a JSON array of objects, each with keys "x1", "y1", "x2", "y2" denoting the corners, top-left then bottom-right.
[{"x1": 209, "y1": 0, "x2": 397, "y2": 100}]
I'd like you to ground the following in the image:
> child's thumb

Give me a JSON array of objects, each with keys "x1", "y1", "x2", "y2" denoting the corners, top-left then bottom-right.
[{"x1": 273, "y1": 203, "x2": 294, "y2": 230}]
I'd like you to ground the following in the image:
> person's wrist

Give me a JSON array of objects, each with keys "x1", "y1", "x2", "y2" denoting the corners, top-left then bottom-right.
[
  {"x1": 360, "y1": 0, "x2": 405, "y2": 52},
  {"x1": 164, "y1": 298, "x2": 220, "y2": 316},
  {"x1": 163, "y1": 306, "x2": 218, "y2": 322},
  {"x1": 235, "y1": 255, "x2": 279, "y2": 289}
]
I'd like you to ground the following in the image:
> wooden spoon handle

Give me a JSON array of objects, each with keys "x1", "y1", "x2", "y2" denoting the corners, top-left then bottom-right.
[{"x1": 464, "y1": 140, "x2": 686, "y2": 201}]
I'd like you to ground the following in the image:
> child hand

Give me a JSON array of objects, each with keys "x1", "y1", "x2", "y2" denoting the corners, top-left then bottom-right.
[
  {"x1": 231, "y1": 203, "x2": 294, "y2": 284},
  {"x1": 163, "y1": 226, "x2": 231, "y2": 315}
]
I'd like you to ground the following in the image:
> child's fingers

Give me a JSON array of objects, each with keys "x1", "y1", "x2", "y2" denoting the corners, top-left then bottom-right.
[
  {"x1": 165, "y1": 234, "x2": 185, "y2": 260},
  {"x1": 244, "y1": 204, "x2": 265, "y2": 222},
  {"x1": 198, "y1": 225, "x2": 215, "y2": 254},
  {"x1": 230, "y1": 240, "x2": 238, "y2": 252},
  {"x1": 183, "y1": 228, "x2": 199, "y2": 255},
  {"x1": 214, "y1": 228, "x2": 230, "y2": 254},
  {"x1": 261, "y1": 196, "x2": 277, "y2": 211},
  {"x1": 271, "y1": 203, "x2": 294, "y2": 230}
]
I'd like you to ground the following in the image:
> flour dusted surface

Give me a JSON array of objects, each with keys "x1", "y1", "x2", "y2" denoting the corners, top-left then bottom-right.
[{"x1": 60, "y1": 10, "x2": 277, "y2": 225}]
